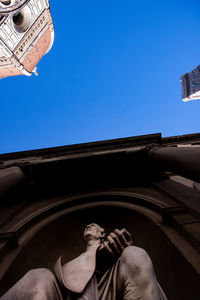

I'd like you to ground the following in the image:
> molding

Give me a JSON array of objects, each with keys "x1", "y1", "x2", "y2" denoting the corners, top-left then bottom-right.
[
  {"x1": 12, "y1": 192, "x2": 165, "y2": 235},
  {"x1": 162, "y1": 205, "x2": 200, "y2": 252},
  {"x1": 0, "y1": 0, "x2": 30, "y2": 15},
  {"x1": 162, "y1": 133, "x2": 200, "y2": 145},
  {"x1": 0, "y1": 133, "x2": 161, "y2": 167},
  {"x1": 17, "y1": 63, "x2": 31, "y2": 75},
  {"x1": 44, "y1": 22, "x2": 54, "y2": 54},
  {"x1": 0, "y1": 232, "x2": 18, "y2": 257}
]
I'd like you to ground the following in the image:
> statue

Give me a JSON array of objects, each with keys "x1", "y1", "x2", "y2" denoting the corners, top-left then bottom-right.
[{"x1": 0, "y1": 223, "x2": 167, "y2": 299}]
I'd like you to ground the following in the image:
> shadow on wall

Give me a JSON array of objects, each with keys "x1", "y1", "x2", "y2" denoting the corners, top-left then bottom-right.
[{"x1": 0, "y1": 205, "x2": 199, "y2": 300}]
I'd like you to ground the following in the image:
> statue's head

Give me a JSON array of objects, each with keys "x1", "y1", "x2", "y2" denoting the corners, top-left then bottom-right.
[{"x1": 84, "y1": 223, "x2": 105, "y2": 243}]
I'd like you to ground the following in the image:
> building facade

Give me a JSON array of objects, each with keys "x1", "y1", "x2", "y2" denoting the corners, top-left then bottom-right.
[
  {"x1": 0, "y1": 132, "x2": 200, "y2": 299},
  {"x1": 181, "y1": 65, "x2": 200, "y2": 102},
  {"x1": 0, "y1": 0, "x2": 54, "y2": 79}
]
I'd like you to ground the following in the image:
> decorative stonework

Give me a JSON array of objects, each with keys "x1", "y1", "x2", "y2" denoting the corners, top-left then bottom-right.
[
  {"x1": 14, "y1": 9, "x2": 52, "y2": 61},
  {"x1": 0, "y1": 0, "x2": 30, "y2": 15},
  {"x1": 22, "y1": 27, "x2": 51, "y2": 73},
  {"x1": 0, "y1": 0, "x2": 54, "y2": 79}
]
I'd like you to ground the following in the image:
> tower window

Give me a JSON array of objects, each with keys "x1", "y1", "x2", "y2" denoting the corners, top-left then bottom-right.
[{"x1": 13, "y1": 12, "x2": 23, "y2": 26}]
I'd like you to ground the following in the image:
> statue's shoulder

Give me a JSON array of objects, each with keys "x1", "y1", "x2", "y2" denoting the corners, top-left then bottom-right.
[{"x1": 54, "y1": 249, "x2": 97, "y2": 294}]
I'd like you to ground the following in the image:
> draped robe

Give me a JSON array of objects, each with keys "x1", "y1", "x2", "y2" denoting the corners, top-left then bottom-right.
[{"x1": 0, "y1": 246, "x2": 167, "y2": 300}]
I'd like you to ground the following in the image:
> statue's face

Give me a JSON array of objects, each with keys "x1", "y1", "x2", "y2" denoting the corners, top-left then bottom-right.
[{"x1": 84, "y1": 223, "x2": 104, "y2": 242}]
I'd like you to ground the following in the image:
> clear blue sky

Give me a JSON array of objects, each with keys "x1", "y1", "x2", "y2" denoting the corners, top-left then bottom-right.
[{"x1": 1, "y1": 0, "x2": 200, "y2": 154}]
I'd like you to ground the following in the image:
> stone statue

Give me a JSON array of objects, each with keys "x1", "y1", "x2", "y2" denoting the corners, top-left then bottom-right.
[{"x1": 0, "y1": 223, "x2": 167, "y2": 300}]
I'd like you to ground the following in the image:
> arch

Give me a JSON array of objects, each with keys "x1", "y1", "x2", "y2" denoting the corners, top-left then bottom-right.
[{"x1": 12, "y1": 191, "x2": 165, "y2": 239}]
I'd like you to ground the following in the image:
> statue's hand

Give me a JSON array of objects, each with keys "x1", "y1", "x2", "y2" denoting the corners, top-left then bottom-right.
[{"x1": 104, "y1": 228, "x2": 133, "y2": 257}]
